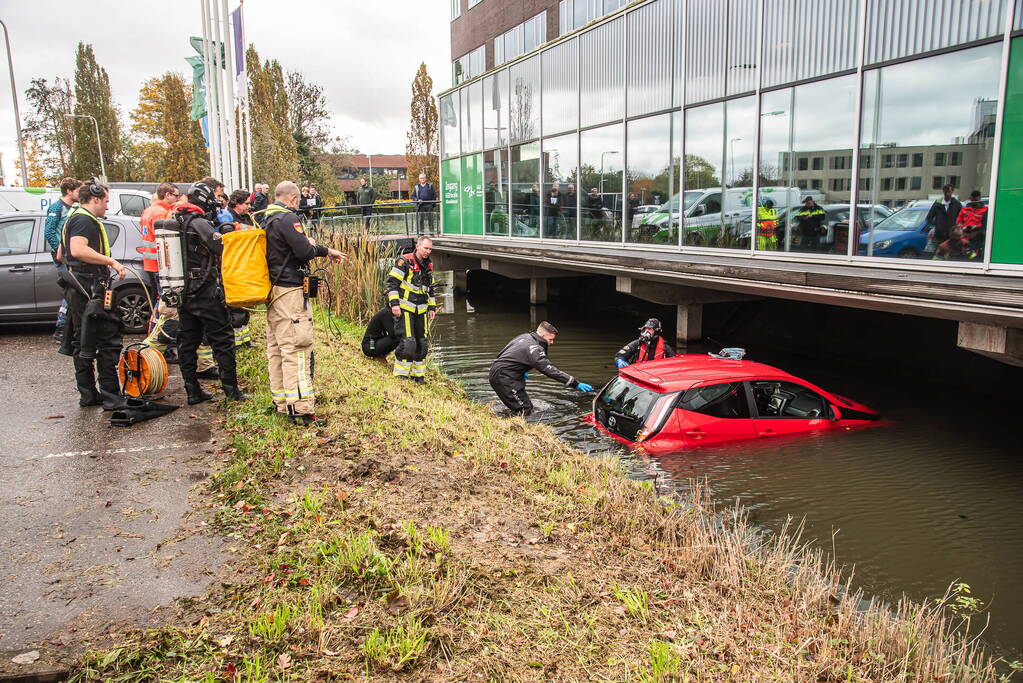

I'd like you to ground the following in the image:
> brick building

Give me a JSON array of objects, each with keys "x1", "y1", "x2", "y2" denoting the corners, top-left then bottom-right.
[{"x1": 332, "y1": 154, "x2": 410, "y2": 201}]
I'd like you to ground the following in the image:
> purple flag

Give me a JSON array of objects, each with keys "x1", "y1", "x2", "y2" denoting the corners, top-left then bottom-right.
[{"x1": 232, "y1": 5, "x2": 244, "y2": 76}]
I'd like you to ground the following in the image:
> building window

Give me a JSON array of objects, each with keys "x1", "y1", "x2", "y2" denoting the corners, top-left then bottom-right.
[
  {"x1": 859, "y1": 177, "x2": 872, "y2": 191},
  {"x1": 934, "y1": 151, "x2": 946, "y2": 166},
  {"x1": 910, "y1": 176, "x2": 921, "y2": 190},
  {"x1": 860, "y1": 154, "x2": 872, "y2": 169},
  {"x1": 453, "y1": 44, "x2": 486, "y2": 85},
  {"x1": 812, "y1": 156, "x2": 823, "y2": 170},
  {"x1": 896, "y1": 153, "x2": 907, "y2": 168},
  {"x1": 495, "y1": 11, "x2": 547, "y2": 67},
  {"x1": 811, "y1": 179, "x2": 822, "y2": 190},
  {"x1": 895, "y1": 177, "x2": 906, "y2": 191},
  {"x1": 451, "y1": 0, "x2": 460, "y2": 20},
  {"x1": 948, "y1": 175, "x2": 960, "y2": 188},
  {"x1": 830, "y1": 178, "x2": 847, "y2": 192},
  {"x1": 932, "y1": 175, "x2": 943, "y2": 190},
  {"x1": 882, "y1": 154, "x2": 894, "y2": 168},
  {"x1": 797, "y1": 179, "x2": 807, "y2": 189},
  {"x1": 831, "y1": 155, "x2": 849, "y2": 170},
  {"x1": 950, "y1": 151, "x2": 962, "y2": 166},
  {"x1": 912, "y1": 153, "x2": 923, "y2": 167},
  {"x1": 561, "y1": 0, "x2": 623, "y2": 35},
  {"x1": 798, "y1": 157, "x2": 808, "y2": 171},
  {"x1": 881, "y1": 177, "x2": 892, "y2": 191}
]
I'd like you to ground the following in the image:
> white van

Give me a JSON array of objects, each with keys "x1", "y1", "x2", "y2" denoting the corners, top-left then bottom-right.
[
  {"x1": 0, "y1": 186, "x2": 152, "y2": 218},
  {"x1": 636, "y1": 186, "x2": 805, "y2": 246}
]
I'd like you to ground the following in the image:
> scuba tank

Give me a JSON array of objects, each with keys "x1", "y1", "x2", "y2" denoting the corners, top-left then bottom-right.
[{"x1": 154, "y1": 218, "x2": 186, "y2": 307}]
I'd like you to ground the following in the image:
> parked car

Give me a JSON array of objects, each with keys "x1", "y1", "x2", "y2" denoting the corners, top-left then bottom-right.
[
  {"x1": 855, "y1": 206, "x2": 938, "y2": 258},
  {"x1": 590, "y1": 352, "x2": 880, "y2": 452},
  {"x1": 0, "y1": 211, "x2": 152, "y2": 332},
  {"x1": 737, "y1": 203, "x2": 892, "y2": 251},
  {"x1": 0, "y1": 186, "x2": 152, "y2": 218}
]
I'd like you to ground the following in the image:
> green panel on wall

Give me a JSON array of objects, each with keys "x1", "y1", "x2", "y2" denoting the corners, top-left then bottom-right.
[
  {"x1": 441, "y1": 158, "x2": 461, "y2": 234},
  {"x1": 461, "y1": 154, "x2": 484, "y2": 235},
  {"x1": 994, "y1": 38, "x2": 1023, "y2": 264}
]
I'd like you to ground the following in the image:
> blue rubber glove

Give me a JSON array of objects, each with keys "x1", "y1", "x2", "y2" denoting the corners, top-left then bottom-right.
[
  {"x1": 523, "y1": 372, "x2": 529, "y2": 379},
  {"x1": 577, "y1": 382, "x2": 593, "y2": 393},
  {"x1": 615, "y1": 358, "x2": 629, "y2": 369}
]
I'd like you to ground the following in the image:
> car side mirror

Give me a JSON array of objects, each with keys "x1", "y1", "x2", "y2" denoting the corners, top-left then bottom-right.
[
  {"x1": 830, "y1": 405, "x2": 842, "y2": 421},
  {"x1": 692, "y1": 205, "x2": 706, "y2": 217}
]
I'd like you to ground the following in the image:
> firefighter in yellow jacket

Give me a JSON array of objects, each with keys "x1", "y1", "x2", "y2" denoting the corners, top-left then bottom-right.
[
  {"x1": 263, "y1": 181, "x2": 344, "y2": 426},
  {"x1": 385, "y1": 235, "x2": 437, "y2": 382}
]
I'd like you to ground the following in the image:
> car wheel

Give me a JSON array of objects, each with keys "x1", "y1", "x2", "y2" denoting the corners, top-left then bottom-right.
[
  {"x1": 897, "y1": 247, "x2": 919, "y2": 259},
  {"x1": 116, "y1": 286, "x2": 151, "y2": 334},
  {"x1": 684, "y1": 231, "x2": 704, "y2": 246}
]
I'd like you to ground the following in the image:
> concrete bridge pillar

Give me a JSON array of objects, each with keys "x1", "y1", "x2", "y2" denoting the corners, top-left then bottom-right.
[
  {"x1": 957, "y1": 322, "x2": 1023, "y2": 367},
  {"x1": 530, "y1": 278, "x2": 548, "y2": 305},
  {"x1": 676, "y1": 303, "x2": 703, "y2": 350},
  {"x1": 452, "y1": 269, "x2": 468, "y2": 294}
]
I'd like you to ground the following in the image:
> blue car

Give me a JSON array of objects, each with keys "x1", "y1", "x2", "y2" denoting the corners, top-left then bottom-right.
[{"x1": 857, "y1": 206, "x2": 932, "y2": 258}]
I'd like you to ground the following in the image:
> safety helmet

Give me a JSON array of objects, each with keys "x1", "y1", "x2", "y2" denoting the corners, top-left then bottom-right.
[
  {"x1": 639, "y1": 318, "x2": 662, "y2": 332},
  {"x1": 762, "y1": 198, "x2": 774, "y2": 208},
  {"x1": 188, "y1": 182, "x2": 217, "y2": 214}
]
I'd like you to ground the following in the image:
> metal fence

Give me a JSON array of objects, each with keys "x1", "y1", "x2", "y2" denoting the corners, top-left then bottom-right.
[{"x1": 305, "y1": 202, "x2": 438, "y2": 240}]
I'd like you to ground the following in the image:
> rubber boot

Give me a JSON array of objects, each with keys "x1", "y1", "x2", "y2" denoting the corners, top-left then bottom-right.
[
  {"x1": 73, "y1": 356, "x2": 101, "y2": 406},
  {"x1": 184, "y1": 381, "x2": 213, "y2": 405},
  {"x1": 99, "y1": 390, "x2": 127, "y2": 411},
  {"x1": 221, "y1": 384, "x2": 250, "y2": 402}
]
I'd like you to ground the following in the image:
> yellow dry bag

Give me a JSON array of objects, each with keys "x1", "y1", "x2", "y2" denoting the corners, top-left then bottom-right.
[{"x1": 221, "y1": 228, "x2": 271, "y2": 306}]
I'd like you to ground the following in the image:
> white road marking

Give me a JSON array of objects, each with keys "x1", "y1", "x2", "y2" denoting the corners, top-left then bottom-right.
[{"x1": 31, "y1": 442, "x2": 204, "y2": 460}]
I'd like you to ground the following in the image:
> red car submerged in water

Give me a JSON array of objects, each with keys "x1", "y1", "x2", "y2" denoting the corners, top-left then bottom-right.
[{"x1": 590, "y1": 350, "x2": 880, "y2": 451}]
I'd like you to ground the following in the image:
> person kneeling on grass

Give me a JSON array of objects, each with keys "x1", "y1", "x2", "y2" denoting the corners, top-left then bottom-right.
[{"x1": 361, "y1": 307, "x2": 401, "y2": 364}]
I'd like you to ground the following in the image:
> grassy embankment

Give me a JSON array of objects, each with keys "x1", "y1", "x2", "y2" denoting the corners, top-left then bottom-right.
[{"x1": 71, "y1": 232, "x2": 1008, "y2": 681}]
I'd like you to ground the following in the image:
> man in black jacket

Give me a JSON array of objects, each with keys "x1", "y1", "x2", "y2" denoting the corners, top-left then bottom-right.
[
  {"x1": 926, "y1": 184, "x2": 962, "y2": 259},
  {"x1": 264, "y1": 181, "x2": 345, "y2": 426},
  {"x1": 251, "y1": 184, "x2": 269, "y2": 223},
  {"x1": 172, "y1": 182, "x2": 248, "y2": 405},
  {"x1": 794, "y1": 197, "x2": 827, "y2": 252},
  {"x1": 361, "y1": 307, "x2": 400, "y2": 362},
  {"x1": 488, "y1": 322, "x2": 593, "y2": 416},
  {"x1": 411, "y1": 173, "x2": 437, "y2": 235},
  {"x1": 614, "y1": 318, "x2": 675, "y2": 368}
]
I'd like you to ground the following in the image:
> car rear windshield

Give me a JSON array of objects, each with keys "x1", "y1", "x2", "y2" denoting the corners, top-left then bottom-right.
[
  {"x1": 874, "y1": 207, "x2": 926, "y2": 231},
  {"x1": 596, "y1": 377, "x2": 664, "y2": 440}
]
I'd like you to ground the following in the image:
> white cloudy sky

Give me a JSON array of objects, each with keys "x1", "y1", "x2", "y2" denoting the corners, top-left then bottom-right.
[{"x1": 0, "y1": 0, "x2": 451, "y2": 183}]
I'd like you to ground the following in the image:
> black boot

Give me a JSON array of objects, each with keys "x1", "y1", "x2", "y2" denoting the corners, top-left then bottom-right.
[
  {"x1": 99, "y1": 390, "x2": 127, "y2": 411},
  {"x1": 73, "y1": 356, "x2": 101, "y2": 406},
  {"x1": 196, "y1": 367, "x2": 220, "y2": 379},
  {"x1": 184, "y1": 381, "x2": 213, "y2": 405},
  {"x1": 221, "y1": 384, "x2": 250, "y2": 402}
]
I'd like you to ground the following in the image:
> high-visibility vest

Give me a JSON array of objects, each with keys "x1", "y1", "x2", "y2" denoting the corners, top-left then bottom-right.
[
  {"x1": 139, "y1": 200, "x2": 174, "y2": 273},
  {"x1": 636, "y1": 336, "x2": 666, "y2": 363},
  {"x1": 61, "y1": 205, "x2": 110, "y2": 272},
  {"x1": 757, "y1": 206, "x2": 778, "y2": 236}
]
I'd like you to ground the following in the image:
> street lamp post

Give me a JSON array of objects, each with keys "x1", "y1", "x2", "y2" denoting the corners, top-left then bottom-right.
[
  {"x1": 0, "y1": 19, "x2": 28, "y2": 187},
  {"x1": 67, "y1": 114, "x2": 105, "y2": 183},
  {"x1": 599, "y1": 150, "x2": 619, "y2": 196}
]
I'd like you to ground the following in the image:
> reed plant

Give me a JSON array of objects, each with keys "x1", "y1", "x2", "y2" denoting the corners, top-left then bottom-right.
[{"x1": 314, "y1": 222, "x2": 394, "y2": 326}]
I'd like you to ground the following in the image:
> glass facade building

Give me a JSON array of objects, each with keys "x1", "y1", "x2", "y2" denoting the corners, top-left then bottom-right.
[{"x1": 439, "y1": 0, "x2": 1023, "y2": 272}]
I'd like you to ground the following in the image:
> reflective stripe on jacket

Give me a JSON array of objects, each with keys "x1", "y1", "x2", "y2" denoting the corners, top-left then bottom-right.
[
  {"x1": 140, "y1": 199, "x2": 176, "y2": 272},
  {"x1": 385, "y1": 252, "x2": 437, "y2": 312},
  {"x1": 757, "y1": 206, "x2": 778, "y2": 237}
]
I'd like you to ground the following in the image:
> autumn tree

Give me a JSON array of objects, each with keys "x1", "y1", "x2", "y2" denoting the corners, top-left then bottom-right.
[
  {"x1": 14, "y1": 138, "x2": 48, "y2": 187},
  {"x1": 71, "y1": 42, "x2": 121, "y2": 180},
  {"x1": 23, "y1": 77, "x2": 74, "y2": 182},
  {"x1": 405, "y1": 63, "x2": 439, "y2": 187},
  {"x1": 247, "y1": 45, "x2": 300, "y2": 186},
  {"x1": 131, "y1": 72, "x2": 207, "y2": 181}
]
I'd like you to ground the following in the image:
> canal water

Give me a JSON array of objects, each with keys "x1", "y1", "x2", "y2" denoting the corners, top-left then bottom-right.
[{"x1": 430, "y1": 279, "x2": 1023, "y2": 657}]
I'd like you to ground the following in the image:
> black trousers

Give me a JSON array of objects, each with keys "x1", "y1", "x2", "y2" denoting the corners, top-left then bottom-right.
[
  {"x1": 362, "y1": 335, "x2": 399, "y2": 358},
  {"x1": 66, "y1": 287, "x2": 122, "y2": 402},
  {"x1": 416, "y1": 209, "x2": 436, "y2": 235},
  {"x1": 489, "y1": 370, "x2": 533, "y2": 415},
  {"x1": 362, "y1": 207, "x2": 372, "y2": 230},
  {"x1": 178, "y1": 290, "x2": 236, "y2": 387}
]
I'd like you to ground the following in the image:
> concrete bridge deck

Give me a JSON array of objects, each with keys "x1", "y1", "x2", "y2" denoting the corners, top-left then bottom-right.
[{"x1": 431, "y1": 237, "x2": 1023, "y2": 366}]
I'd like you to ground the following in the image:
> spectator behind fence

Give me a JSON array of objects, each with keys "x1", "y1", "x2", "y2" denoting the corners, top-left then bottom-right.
[
  {"x1": 412, "y1": 173, "x2": 437, "y2": 235},
  {"x1": 308, "y1": 186, "x2": 322, "y2": 215},
  {"x1": 251, "y1": 183, "x2": 269, "y2": 223},
  {"x1": 356, "y1": 176, "x2": 376, "y2": 230}
]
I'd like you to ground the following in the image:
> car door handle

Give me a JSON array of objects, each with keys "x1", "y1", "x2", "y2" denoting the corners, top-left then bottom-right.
[
  {"x1": 760, "y1": 428, "x2": 776, "y2": 436},
  {"x1": 8, "y1": 266, "x2": 31, "y2": 273},
  {"x1": 684, "y1": 429, "x2": 705, "y2": 439}
]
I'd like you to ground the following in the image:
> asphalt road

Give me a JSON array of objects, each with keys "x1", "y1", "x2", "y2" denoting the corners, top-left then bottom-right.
[{"x1": 0, "y1": 325, "x2": 225, "y2": 675}]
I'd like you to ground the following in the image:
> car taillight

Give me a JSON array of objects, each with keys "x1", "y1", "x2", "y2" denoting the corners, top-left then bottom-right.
[{"x1": 635, "y1": 392, "x2": 679, "y2": 443}]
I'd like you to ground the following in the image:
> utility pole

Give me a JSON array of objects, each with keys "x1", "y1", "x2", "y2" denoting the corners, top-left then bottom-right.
[{"x1": 0, "y1": 19, "x2": 28, "y2": 187}]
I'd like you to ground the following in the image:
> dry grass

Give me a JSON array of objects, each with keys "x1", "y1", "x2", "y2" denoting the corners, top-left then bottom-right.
[
  {"x1": 69, "y1": 312, "x2": 1011, "y2": 682},
  {"x1": 315, "y1": 225, "x2": 394, "y2": 326}
]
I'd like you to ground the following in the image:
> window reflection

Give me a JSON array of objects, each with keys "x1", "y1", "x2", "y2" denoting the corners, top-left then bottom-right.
[
  {"x1": 579, "y1": 124, "x2": 623, "y2": 242},
  {"x1": 758, "y1": 75, "x2": 857, "y2": 254},
  {"x1": 483, "y1": 72, "x2": 508, "y2": 150},
  {"x1": 542, "y1": 39, "x2": 578, "y2": 136},
  {"x1": 484, "y1": 149, "x2": 509, "y2": 236},
  {"x1": 682, "y1": 103, "x2": 723, "y2": 246},
  {"x1": 510, "y1": 142, "x2": 541, "y2": 238},
  {"x1": 542, "y1": 133, "x2": 579, "y2": 240},
  {"x1": 440, "y1": 92, "x2": 460, "y2": 159},
  {"x1": 510, "y1": 56, "x2": 540, "y2": 143},
  {"x1": 580, "y1": 18, "x2": 624, "y2": 128},
  {"x1": 626, "y1": 114, "x2": 672, "y2": 244},
  {"x1": 721, "y1": 96, "x2": 755, "y2": 250},
  {"x1": 860, "y1": 43, "x2": 999, "y2": 261},
  {"x1": 460, "y1": 81, "x2": 483, "y2": 154}
]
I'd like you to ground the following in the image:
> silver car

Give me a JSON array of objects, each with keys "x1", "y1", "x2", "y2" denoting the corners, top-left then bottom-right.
[{"x1": 0, "y1": 211, "x2": 153, "y2": 333}]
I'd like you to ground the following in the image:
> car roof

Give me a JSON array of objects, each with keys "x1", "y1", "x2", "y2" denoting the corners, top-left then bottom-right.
[
  {"x1": 0, "y1": 211, "x2": 138, "y2": 224},
  {"x1": 619, "y1": 355, "x2": 799, "y2": 392}
]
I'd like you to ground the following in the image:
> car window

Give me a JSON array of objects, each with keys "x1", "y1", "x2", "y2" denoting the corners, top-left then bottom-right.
[
  {"x1": 119, "y1": 194, "x2": 148, "y2": 217},
  {"x1": 750, "y1": 380, "x2": 828, "y2": 419},
  {"x1": 599, "y1": 376, "x2": 662, "y2": 422},
  {"x1": 0, "y1": 219, "x2": 35, "y2": 255},
  {"x1": 679, "y1": 382, "x2": 749, "y2": 419},
  {"x1": 102, "y1": 222, "x2": 122, "y2": 246},
  {"x1": 700, "y1": 193, "x2": 721, "y2": 214},
  {"x1": 874, "y1": 207, "x2": 927, "y2": 231}
]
